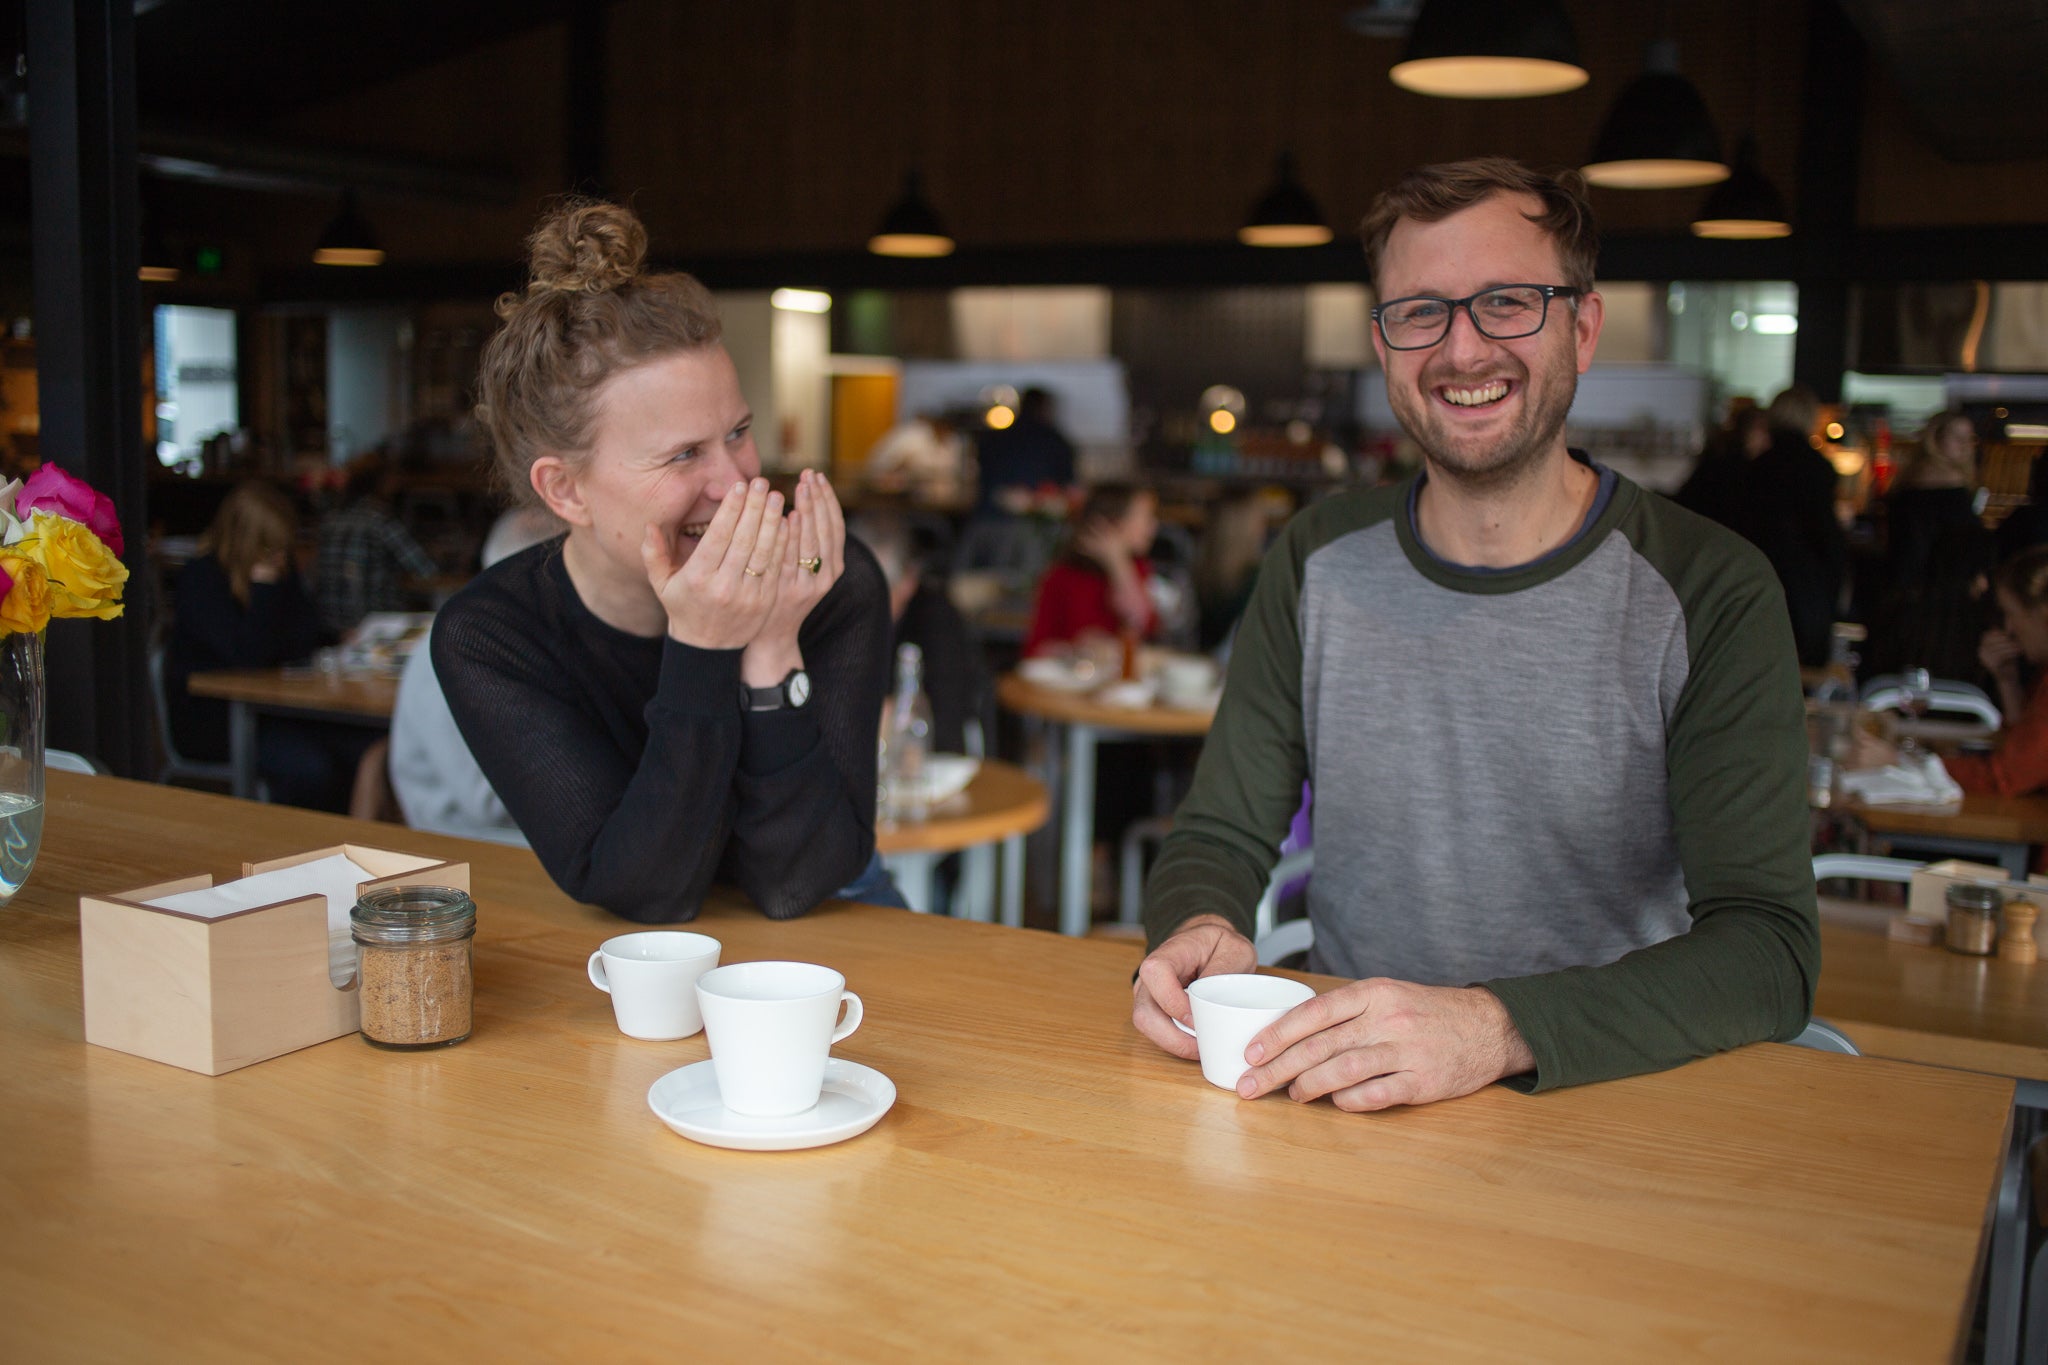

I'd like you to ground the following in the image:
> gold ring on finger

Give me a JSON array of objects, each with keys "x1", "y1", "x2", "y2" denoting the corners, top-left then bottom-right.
[
  {"x1": 798, "y1": 556, "x2": 822, "y2": 573},
  {"x1": 743, "y1": 566, "x2": 767, "y2": 577}
]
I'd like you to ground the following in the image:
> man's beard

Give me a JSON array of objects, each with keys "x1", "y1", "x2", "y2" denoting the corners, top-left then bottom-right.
[{"x1": 1389, "y1": 346, "x2": 1579, "y2": 493}]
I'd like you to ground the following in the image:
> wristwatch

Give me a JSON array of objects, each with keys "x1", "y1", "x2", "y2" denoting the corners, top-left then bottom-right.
[{"x1": 744, "y1": 668, "x2": 812, "y2": 712}]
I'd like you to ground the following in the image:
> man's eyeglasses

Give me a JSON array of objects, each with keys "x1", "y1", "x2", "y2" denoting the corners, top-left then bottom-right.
[{"x1": 1371, "y1": 285, "x2": 1582, "y2": 351}]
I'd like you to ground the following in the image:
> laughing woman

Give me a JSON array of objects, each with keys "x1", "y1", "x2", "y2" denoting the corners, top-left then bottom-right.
[{"x1": 433, "y1": 200, "x2": 897, "y2": 922}]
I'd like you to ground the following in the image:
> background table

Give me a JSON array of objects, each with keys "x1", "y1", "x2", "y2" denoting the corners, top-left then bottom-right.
[
  {"x1": 874, "y1": 758, "x2": 1048, "y2": 923},
  {"x1": 186, "y1": 667, "x2": 399, "y2": 800},
  {"x1": 0, "y1": 774, "x2": 2015, "y2": 1362},
  {"x1": 997, "y1": 672, "x2": 1213, "y2": 936},
  {"x1": 1845, "y1": 790, "x2": 2048, "y2": 878}
]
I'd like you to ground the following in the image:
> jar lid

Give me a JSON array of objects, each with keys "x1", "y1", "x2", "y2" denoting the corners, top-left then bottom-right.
[
  {"x1": 1946, "y1": 883, "x2": 2005, "y2": 913},
  {"x1": 350, "y1": 885, "x2": 476, "y2": 945}
]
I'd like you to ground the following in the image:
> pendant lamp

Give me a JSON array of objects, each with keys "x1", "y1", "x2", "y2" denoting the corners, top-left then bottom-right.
[
  {"x1": 1691, "y1": 134, "x2": 1790, "y2": 238},
  {"x1": 312, "y1": 190, "x2": 385, "y2": 267},
  {"x1": 868, "y1": 171, "x2": 955, "y2": 258},
  {"x1": 1582, "y1": 39, "x2": 1728, "y2": 189},
  {"x1": 138, "y1": 221, "x2": 179, "y2": 283},
  {"x1": 1239, "y1": 153, "x2": 1334, "y2": 248},
  {"x1": 1389, "y1": 0, "x2": 1588, "y2": 99}
]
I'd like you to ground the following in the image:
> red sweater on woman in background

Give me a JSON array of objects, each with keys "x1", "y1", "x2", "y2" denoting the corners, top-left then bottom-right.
[
  {"x1": 1943, "y1": 673, "x2": 2048, "y2": 797},
  {"x1": 1022, "y1": 556, "x2": 1156, "y2": 658}
]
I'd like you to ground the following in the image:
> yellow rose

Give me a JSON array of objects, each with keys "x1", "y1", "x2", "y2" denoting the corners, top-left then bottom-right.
[
  {"x1": 0, "y1": 552, "x2": 52, "y2": 635},
  {"x1": 25, "y1": 512, "x2": 127, "y2": 620}
]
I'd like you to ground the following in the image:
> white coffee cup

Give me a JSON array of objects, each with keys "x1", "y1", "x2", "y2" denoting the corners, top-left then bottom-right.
[
  {"x1": 587, "y1": 931, "x2": 722, "y2": 1040},
  {"x1": 696, "y1": 961, "x2": 864, "y2": 1117},
  {"x1": 1173, "y1": 973, "x2": 1317, "y2": 1091},
  {"x1": 1158, "y1": 656, "x2": 1219, "y2": 707}
]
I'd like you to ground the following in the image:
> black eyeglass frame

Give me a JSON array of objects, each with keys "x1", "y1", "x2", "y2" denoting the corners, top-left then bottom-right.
[{"x1": 1371, "y1": 284, "x2": 1584, "y2": 351}]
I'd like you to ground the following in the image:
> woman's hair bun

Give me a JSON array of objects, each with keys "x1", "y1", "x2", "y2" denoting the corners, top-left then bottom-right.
[{"x1": 525, "y1": 199, "x2": 647, "y2": 296}]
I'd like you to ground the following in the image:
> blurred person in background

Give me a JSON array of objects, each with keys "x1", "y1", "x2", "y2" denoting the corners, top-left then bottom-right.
[
  {"x1": 388, "y1": 506, "x2": 563, "y2": 843},
  {"x1": 862, "y1": 411, "x2": 968, "y2": 503},
  {"x1": 1193, "y1": 491, "x2": 1272, "y2": 652},
  {"x1": 1675, "y1": 401, "x2": 1768, "y2": 539},
  {"x1": 849, "y1": 510, "x2": 991, "y2": 755},
  {"x1": 314, "y1": 450, "x2": 438, "y2": 636},
  {"x1": 168, "y1": 481, "x2": 371, "y2": 811},
  {"x1": 1023, "y1": 481, "x2": 1159, "y2": 658},
  {"x1": 1852, "y1": 545, "x2": 2048, "y2": 798},
  {"x1": 1875, "y1": 408, "x2": 1992, "y2": 680},
  {"x1": 975, "y1": 387, "x2": 1076, "y2": 514},
  {"x1": 1743, "y1": 386, "x2": 1846, "y2": 665}
]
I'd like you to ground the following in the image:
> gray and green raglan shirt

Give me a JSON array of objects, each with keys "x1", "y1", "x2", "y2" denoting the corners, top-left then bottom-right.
[{"x1": 1143, "y1": 462, "x2": 1819, "y2": 1092}]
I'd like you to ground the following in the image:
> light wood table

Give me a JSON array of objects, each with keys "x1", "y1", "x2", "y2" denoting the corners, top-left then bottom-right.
[
  {"x1": 1845, "y1": 791, "x2": 2048, "y2": 879},
  {"x1": 0, "y1": 775, "x2": 2016, "y2": 1362},
  {"x1": 873, "y1": 758, "x2": 1049, "y2": 923},
  {"x1": 997, "y1": 672, "x2": 1214, "y2": 936},
  {"x1": 1818, "y1": 915, "x2": 2048, "y2": 1363},
  {"x1": 187, "y1": 667, "x2": 400, "y2": 800}
]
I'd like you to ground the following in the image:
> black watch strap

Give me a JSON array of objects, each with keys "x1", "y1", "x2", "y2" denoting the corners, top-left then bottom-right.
[{"x1": 744, "y1": 668, "x2": 810, "y2": 712}]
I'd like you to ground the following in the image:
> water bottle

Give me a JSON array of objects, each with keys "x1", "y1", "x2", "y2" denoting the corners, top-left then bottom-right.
[
  {"x1": 1813, "y1": 622, "x2": 1865, "y2": 762},
  {"x1": 877, "y1": 643, "x2": 934, "y2": 822}
]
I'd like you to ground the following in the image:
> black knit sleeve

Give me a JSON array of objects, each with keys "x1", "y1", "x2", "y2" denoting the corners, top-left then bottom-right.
[{"x1": 722, "y1": 537, "x2": 893, "y2": 916}]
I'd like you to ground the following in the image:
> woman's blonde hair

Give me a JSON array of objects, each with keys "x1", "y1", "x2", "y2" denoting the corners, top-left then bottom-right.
[
  {"x1": 474, "y1": 199, "x2": 723, "y2": 506},
  {"x1": 198, "y1": 482, "x2": 299, "y2": 605}
]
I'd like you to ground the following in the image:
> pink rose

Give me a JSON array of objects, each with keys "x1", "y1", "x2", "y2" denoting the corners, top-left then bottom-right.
[{"x1": 19, "y1": 465, "x2": 123, "y2": 557}]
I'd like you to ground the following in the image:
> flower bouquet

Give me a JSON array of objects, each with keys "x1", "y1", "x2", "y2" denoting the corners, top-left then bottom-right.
[{"x1": 0, "y1": 465, "x2": 128, "y2": 902}]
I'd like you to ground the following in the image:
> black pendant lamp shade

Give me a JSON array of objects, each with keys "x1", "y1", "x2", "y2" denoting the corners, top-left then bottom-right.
[
  {"x1": 1239, "y1": 153, "x2": 1334, "y2": 248},
  {"x1": 138, "y1": 219, "x2": 179, "y2": 283},
  {"x1": 312, "y1": 190, "x2": 385, "y2": 267},
  {"x1": 1582, "y1": 40, "x2": 1728, "y2": 189},
  {"x1": 1691, "y1": 134, "x2": 1790, "y2": 238},
  {"x1": 1389, "y1": 0, "x2": 1588, "y2": 99},
  {"x1": 868, "y1": 171, "x2": 955, "y2": 258}
]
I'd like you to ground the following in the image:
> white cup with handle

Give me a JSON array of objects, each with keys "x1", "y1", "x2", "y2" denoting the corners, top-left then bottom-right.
[
  {"x1": 587, "y1": 931, "x2": 722, "y2": 1040},
  {"x1": 696, "y1": 961, "x2": 864, "y2": 1117},
  {"x1": 1173, "y1": 973, "x2": 1317, "y2": 1091}
]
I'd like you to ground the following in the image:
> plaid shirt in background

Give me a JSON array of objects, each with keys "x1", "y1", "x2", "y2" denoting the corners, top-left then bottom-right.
[{"x1": 315, "y1": 501, "x2": 438, "y2": 635}]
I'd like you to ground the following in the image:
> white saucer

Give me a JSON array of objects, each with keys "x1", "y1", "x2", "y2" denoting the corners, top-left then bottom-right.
[{"x1": 647, "y1": 1058, "x2": 896, "y2": 1151}]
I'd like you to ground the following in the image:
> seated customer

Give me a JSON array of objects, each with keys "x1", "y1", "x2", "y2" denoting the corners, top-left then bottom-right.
[
  {"x1": 1852, "y1": 545, "x2": 2048, "y2": 797},
  {"x1": 168, "y1": 482, "x2": 369, "y2": 811},
  {"x1": 1023, "y1": 482, "x2": 1160, "y2": 658},
  {"x1": 433, "y1": 198, "x2": 898, "y2": 924},
  {"x1": 314, "y1": 451, "x2": 438, "y2": 636},
  {"x1": 388, "y1": 507, "x2": 562, "y2": 844},
  {"x1": 849, "y1": 511, "x2": 990, "y2": 754}
]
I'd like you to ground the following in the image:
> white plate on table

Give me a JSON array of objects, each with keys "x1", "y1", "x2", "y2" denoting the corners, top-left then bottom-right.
[
  {"x1": 647, "y1": 1058, "x2": 896, "y2": 1151},
  {"x1": 1018, "y1": 658, "x2": 1097, "y2": 692},
  {"x1": 897, "y1": 754, "x2": 979, "y2": 805},
  {"x1": 1095, "y1": 680, "x2": 1158, "y2": 709}
]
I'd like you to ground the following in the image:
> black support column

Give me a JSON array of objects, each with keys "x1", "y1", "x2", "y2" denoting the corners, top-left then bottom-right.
[
  {"x1": 27, "y1": 0, "x2": 152, "y2": 776},
  {"x1": 1790, "y1": 0, "x2": 1865, "y2": 403}
]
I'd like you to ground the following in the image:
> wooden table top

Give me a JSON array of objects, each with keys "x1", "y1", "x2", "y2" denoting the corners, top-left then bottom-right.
[
  {"x1": 1846, "y1": 789, "x2": 2048, "y2": 845},
  {"x1": 997, "y1": 671, "x2": 1216, "y2": 735},
  {"x1": 186, "y1": 666, "x2": 400, "y2": 720},
  {"x1": 873, "y1": 758, "x2": 1049, "y2": 855},
  {"x1": 1818, "y1": 917, "x2": 2048, "y2": 1082},
  {"x1": 0, "y1": 775, "x2": 2013, "y2": 1363}
]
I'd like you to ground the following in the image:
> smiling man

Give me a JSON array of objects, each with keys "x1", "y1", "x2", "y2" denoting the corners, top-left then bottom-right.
[{"x1": 1133, "y1": 158, "x2": 1818, "y2": 1108}]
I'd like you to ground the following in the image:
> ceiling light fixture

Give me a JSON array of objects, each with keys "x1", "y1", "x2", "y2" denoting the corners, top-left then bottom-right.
[
  {"x1": 312, "y1": 190, "x2": 385, "y2": 266},
  {"x1": 868, "y1": 171, "x2": 955, "y2": 258},
  {"x1": 1583, "y1": 39, "x2": 1728, "y2": 189},
  {"x1": 1691, "y1": 135, "x2": 1791, "y2": 238},
  {"x1": 770, "y1": 288, "x2": 833, "y2": 313},
  {"x1": 1388, "y1": 0, "x2": 1587, "y2": 99},
  {"x1": 1239, "y1": 153, "x2": 1334, "y2": 248}
]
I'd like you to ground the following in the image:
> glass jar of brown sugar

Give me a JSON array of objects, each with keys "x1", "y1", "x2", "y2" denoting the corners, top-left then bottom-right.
[{"x1": 351, "y1": 886, "x2": 476, "y2": 1049}]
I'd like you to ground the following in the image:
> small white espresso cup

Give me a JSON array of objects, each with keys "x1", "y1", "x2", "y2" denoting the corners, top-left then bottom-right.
[
  {"x1": 1173, "y1": 973, "x2": 1317, "y2": 1091},
  {"x1": 696, "y1": 961, "x2": 864, "y2": 1117},
  {"x1": 587, "y1": 931, "x2": 722, "y2": 1040}
]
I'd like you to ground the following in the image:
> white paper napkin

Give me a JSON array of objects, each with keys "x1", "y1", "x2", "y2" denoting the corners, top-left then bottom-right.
[
  {"x1": 1839, "y1": 753, "x2": 1965, "y2": 807},
  {"x1": 146, "y1": 853, "x2": 374, "y2": 983}
]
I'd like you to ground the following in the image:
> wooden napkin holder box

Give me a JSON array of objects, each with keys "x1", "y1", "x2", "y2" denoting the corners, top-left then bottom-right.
[{"x1": 80, "y1": 843, "x2": 471, "y2": 1076}]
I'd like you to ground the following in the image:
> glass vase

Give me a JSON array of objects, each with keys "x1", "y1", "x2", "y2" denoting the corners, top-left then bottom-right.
[{"x1": 0, "y1": 630, "x2": 46, "y2": 903}]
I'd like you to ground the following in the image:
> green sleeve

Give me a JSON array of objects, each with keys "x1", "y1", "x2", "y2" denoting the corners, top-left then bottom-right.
[
  {"x1": 1141, "y1": 500, "x2": 1346, "y2": 947},
  {"x1": 1483, "y1": 514, "x2": 1820, "y2": 1092}
]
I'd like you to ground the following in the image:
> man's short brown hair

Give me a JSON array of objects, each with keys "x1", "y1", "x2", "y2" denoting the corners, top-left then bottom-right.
[{"x1": 1360, "y1": 157, "x2": 1598, "y2": 295}]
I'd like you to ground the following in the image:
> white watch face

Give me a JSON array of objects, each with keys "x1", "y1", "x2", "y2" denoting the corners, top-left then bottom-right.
[{"x1": 788, "y1": 671, "x2": 811, "y2": 707}]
